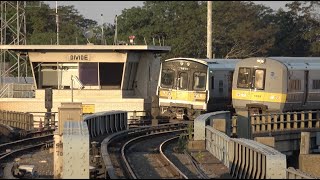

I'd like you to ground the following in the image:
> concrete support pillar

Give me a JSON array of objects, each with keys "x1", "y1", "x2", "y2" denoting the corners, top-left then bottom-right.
[
  {"x1": 254, "y1": 137, "x2": 275, "y2": 148},
  {"x1": 53, "y1": 102, "x2": 83, "y2": 179},
  {"x1": 53, "y1": 133, "x2": 63, "y2": 179},
  {"x1": 300, "y1": 132, "x2": 310, "y2": 155},
  {"x1": 235, "y1": 110, "x2": 251, "y2": 139},
  {"x1": 62, "y1": 121, "x2": 89, "y2": 179}
]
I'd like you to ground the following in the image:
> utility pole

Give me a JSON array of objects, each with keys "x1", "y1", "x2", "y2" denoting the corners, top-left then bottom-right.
[
  {"x1": 114, "y1": 15, "x2": 118, "y2": 45},
  {"x1": 207, "y1": 1, "x2": 213, "y2": 59},
  {"x1": 56, "y1": 1, "x2": 59, "y2": 45},
  {"x1": 101, "y1": 14, "x2": 104, "y2": 45}
]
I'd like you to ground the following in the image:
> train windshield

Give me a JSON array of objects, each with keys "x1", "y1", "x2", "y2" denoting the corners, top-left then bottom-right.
[
  {"x1": 193, "y1": 72, "x2": 206, "y2": 91},
  {"x1": 161, "y1": 69, "x2": 175, "y2": 88},
  {"x1": 178, "y1": 72, "x2": 188, "y2": 90},
  {"x1": 237, "y1": 67, "x2": 265, "y2": 90},
  {"x1": 237, "y1": 68, "x2": 252, "y2": 88},
  {"x1": 254, "y1": 69, "x2": 265, "y2": 90}
]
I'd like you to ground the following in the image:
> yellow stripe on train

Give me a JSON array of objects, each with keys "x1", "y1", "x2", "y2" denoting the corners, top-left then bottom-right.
[
  {"x1": 232, "y1": 90, "x2": 287, "y2": 103},
  {"x1": 159, "y1": 89, "x2": 206, "y2": 102}
]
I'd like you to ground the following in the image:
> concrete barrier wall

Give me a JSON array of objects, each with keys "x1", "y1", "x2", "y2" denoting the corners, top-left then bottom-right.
[
  {"x1": 206, "y1": 126, "x2": 230, "y2": 167},
  {"x1": 194, "y1": 111, "x2": 231, "y2": 141},
  {"x1": 286, "y1": 167, "x2": 318, "y2": 179},
  {"x1": 205, "y1": 125, "x2": 287, "y2": 179},
  {"x1": 197, "y1": 111, "x2": 319, "y2": 179},
  {"x1": 229, "y1": 138, "x2": 287, "y2": 179}
]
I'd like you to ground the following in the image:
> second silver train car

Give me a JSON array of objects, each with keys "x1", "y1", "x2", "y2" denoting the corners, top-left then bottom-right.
[
  {"x1": 156, "y1": 57, "x2": 239, "y2": 120},
  {"x1": 232, "y1": 57, "x2": 320, "y2": 115}
]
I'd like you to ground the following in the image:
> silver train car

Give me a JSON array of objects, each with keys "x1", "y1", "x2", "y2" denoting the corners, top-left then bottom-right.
[
  {"x1": 232, "y1": 57, "x2": 320, "y2": 115},
  {"x1": 156, "y1": 57, "x2": 239, "y2": 120}
]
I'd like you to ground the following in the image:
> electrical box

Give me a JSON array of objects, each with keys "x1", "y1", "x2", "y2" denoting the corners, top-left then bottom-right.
[{"x1": 58, "y1": 102, "x2": 83, "y2": 135}]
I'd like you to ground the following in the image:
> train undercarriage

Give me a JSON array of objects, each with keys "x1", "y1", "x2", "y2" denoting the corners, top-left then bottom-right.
[{"x1": 159, "y1": 106, "x2": 203, "y2": 120}]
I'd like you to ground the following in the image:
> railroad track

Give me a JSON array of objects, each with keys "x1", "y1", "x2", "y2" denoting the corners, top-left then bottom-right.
[
  {"x1": 0, "y1": 134, "x2": 53, "y2": 179},
  {"x1": 0, "y1": 134, "x2": 53, "y2": 161},
  {"x1": 100, "y1": 122, "x2": 209, "y2": 179},
  {"x1": 161, "y1": 136, "x2": 210, "y2": 179},
  {"x1": 121, "y1": 131, "x2": 186, "y2": 179},
  {"x1": 101, "y1": 123, "x2": 187, "y2": 179}
]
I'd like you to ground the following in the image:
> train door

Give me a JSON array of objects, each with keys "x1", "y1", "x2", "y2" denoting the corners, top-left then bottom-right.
[
  {"x1": 303, "y1": 70, "x2": 309, "y2": 105},
  {"x1": 176, "y1": 71, "x2": 189, "y2": 101}
]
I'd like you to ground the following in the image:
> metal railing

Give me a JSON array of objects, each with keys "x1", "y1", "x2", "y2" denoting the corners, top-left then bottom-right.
[{"x1": 83, "y1": 111, "x2": 128, "y2": 138}]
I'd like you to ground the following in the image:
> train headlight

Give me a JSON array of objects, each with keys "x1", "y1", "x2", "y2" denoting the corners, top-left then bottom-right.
[{"x1": 257, "y1": 59, "x2": 265, "y2": 64}]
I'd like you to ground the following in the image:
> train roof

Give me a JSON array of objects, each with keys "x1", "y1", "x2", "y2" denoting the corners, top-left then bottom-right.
[
  {"x1": 269, "y1": 57, "x2": 320, "y2": 63},
  {"x1": 202, "y1": 59, "x2": 239, "y2": 70},
  {"x1": 248, "y1": 57, "x2": 320, "y2": 70},
  {"x1": 164, "y1": 57, "x2": 239, "y2": 67}
]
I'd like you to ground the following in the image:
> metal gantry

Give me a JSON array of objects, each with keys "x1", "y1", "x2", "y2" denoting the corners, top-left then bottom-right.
[{"x1": 0, "y1": 1, "x2": 27, "y2": 84}]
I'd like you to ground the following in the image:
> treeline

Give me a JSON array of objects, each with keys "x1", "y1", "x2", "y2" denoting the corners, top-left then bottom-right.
[{"x1": 21, "y1": 1, "x2": 320, "y2": 59}]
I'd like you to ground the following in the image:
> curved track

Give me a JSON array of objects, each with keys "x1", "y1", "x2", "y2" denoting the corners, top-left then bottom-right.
[{"x1": 121, "y1": 131, "x2": 186, "y2": 179}]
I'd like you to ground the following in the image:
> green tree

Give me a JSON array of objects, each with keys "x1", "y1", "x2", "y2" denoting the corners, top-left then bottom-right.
[
  {"x1": 270, "y1": 1, "x2": 320, "y2": 56},
  {"x1": 212, "y1": 1, "x2": 277, "y2": 58},
  {"x1": 57, "y1": 5, "x2": 97, "y2": 45},
  {"x1": 116, "y1": 1, "x2": 278, "y2": 59},
  {"x1": 25, "y1": 2, "x2": 99, "y2": 45},
  {"x1": 26, "y1": 2, "x2": 56, "y2": 44}
]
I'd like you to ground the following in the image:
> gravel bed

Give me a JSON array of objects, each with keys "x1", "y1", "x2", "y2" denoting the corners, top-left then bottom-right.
[
  {"x1": 190, "y1": 150, "x2": 231, "y2": 179},
  {"x1": 17, "y1": 148, "x2": 54, "y2": 179},
  {"x1": 164, "y1": 140, "x2": 200, "y2": 179},
  {"x1": 127, "y1": 134, "x2": 178, "y2": 179}
]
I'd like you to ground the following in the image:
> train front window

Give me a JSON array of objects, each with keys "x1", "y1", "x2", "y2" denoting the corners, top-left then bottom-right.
[
  {"x1": 193, "y1": 72, "x2": 206, "y2": 91},
  {"x1": 254, "y1": 69, "x2": 265, "y2": 90},
  {"x1": 178, "y1": 72, "x2": 188, "y2": 90},
  {"x1": 161, "y1": 69, "x2": 174, "y2": 88},
  {"x1": 237, "y1": 67, "x2": 252, "y2": 89}
]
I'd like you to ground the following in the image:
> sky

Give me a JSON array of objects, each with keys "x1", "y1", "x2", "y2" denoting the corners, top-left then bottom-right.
[{"x1": 44, "y1": 1, "x2": 292, "y2": 25}]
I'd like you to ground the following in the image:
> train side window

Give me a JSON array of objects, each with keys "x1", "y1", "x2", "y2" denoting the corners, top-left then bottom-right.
[
  {"x1": 312, "y1": 80, "x2": 320, "y2": 89},
  {"x1": 219, "y1": 80, "x2": 223, "y2": 93},
  {"x1": 211, "y1": 76, "x2": 214, "y2": 89},
  {"x1": 289, "y1": 79, "x2": 301, "y2": 91},
  {"x1": 254, "y1": 69, "x2": 265, "y2": 90},
  {"x1": 237, "y1": 67, "x2": 252, "y2": 89},
  {"x1": 193, "y1": 72, "x2": 206, "y2": 91},
  {"x1": 161, "y1": 69, "x2": 174, "y2": 88},
  {"x1": 178, "y1": 72, "x2": 188, "y2": 90}
]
